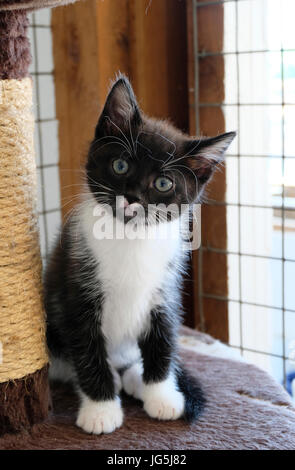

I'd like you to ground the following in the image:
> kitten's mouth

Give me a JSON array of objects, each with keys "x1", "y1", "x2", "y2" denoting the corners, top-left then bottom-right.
[
  {"x1": 123, "y1": 198, "x2": 142, "y2": 218},
  {"x1": 101, "y1": 196, "x2": 178, "y2": 226}
]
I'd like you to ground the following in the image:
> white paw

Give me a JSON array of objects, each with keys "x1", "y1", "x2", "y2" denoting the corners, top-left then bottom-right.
[
  {"x1": 122, "y1": 362, "x2": 144, "y2": 400},
  {"x1": 144, "y1": 391, "x2": 185, "y2": 420},
  {"x1": 76, "y1": 396, "x2": 123, "y2": 434},
  {"x1": 142, "y1": 373, "x2": 185, "y2": 421}
]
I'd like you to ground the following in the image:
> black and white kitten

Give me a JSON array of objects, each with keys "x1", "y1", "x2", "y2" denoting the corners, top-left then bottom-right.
[{"x1": 44, "y1": 75, "x2": 235, "y2": 434}]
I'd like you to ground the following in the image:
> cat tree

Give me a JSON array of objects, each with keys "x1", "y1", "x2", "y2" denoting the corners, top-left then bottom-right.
[
  {"x1": 0, "y1": 0, "x2": 77, "y2": 435},
  {"x1": 0, "y1": 0, "x2": 294, "y2": 449}
]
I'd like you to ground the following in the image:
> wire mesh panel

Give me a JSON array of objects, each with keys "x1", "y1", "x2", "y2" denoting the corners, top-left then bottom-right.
[
  {"x1": 193, "y1": 0, "x2": 295, "y2": 393},
  {"x1": 28, "y1": 10, "x2": 61, "y2": 262}
]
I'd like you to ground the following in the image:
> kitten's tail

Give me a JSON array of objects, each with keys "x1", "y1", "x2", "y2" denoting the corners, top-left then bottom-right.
[{"x1": 176, "y1": 366, "x2": 206, "y2": 423}]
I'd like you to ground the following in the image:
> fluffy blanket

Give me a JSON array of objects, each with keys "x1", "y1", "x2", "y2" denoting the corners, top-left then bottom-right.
[{"x1": 1, "y1": 328, "x2": 295, "y2": 450}]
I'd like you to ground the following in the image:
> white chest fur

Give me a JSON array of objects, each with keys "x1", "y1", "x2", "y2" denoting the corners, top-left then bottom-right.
[{"x1": 79, "y1": 201, "x2": 182, "y2": 365}]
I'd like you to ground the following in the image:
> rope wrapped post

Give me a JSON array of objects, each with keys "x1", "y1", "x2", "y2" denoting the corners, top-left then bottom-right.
[
  {"x1": 0, "y1": 10, "x2": 49, "y2": 435},
  {"x1": 0, "y1": 0, "x2": 80, "y2": 436}
]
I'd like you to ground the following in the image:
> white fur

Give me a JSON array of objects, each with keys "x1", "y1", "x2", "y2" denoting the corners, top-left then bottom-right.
[
  {"x1": 122, "y1": 364, "x2": 185, "y2": 420},
  {"x1": 79, "y1": 196, "x2": 182, "y2": 369},
  {"x1": 142, "y1": 372, "x2": 185, "y2": 420},
  {"x1": 76, "y1": 394, "x2": 123, "y2": 434},
  {"x1": 122, "y1": 362, "x2": 144, "y2": 400}
]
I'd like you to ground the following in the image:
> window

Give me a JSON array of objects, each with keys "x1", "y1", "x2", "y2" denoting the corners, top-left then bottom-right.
[{"x1": 194, "y1": 0, "x2": 295, "y2": 394}]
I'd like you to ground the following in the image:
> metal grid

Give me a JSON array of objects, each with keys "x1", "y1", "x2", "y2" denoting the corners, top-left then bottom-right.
[
  {"x1": 193, "y1": 0, "x2": 295, "y2": 388},
  {"x1": 28, "y1": 10, "x2": 61, "y2": 263}
]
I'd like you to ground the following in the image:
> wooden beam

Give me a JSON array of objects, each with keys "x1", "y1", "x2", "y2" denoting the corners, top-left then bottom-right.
[
  {"x1": 128, "y1": 0, "x2": 188, "y2": 131},
  {"x1": 187, "y1": 0, "x2": 229, "y2": 341},
  {"x1": 52, "y1": 1, "x2": 100, "y2": 216}
]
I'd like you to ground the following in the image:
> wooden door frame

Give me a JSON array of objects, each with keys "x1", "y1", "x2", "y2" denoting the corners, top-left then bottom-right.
[{"x1": 187, "y1": 0, "x2": 229, "y2": 341}]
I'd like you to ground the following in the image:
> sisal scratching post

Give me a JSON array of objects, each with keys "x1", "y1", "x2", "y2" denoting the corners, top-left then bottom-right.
[
  {"x1": 0, "y1": 0, "x2": 80, "y2": 436},
  {"x1": 0, "y1": 10, "x2": 49, "y2": 434}
]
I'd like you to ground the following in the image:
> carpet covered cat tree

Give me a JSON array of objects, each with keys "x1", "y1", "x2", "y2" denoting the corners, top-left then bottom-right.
[{"x1": 0, "y1": 0, "x2": 295, "y2": 450}]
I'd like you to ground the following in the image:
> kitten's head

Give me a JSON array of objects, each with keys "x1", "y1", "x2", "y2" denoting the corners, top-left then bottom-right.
[{"x1": 86, "y1": 74, "x2": 235, "y2": 225}]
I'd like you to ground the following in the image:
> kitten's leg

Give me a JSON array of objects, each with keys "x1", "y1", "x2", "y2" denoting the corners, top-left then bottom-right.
[
  {"x1": 138, "y1": 308, "x2": 185, "y2": 420},
  {"x1": 69, "y1": 314, "x2": 123, "y2": 434}
]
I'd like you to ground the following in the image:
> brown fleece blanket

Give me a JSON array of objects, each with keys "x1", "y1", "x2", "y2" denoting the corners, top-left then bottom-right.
[{"x1": 1, "y1": 329, "x2": 295, "y2": 450}]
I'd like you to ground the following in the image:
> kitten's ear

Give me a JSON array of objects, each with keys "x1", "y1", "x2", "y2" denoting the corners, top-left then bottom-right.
[
  {"x1": 186, "y1": 131, "x2": 236, "y2": 185},
  {"x1": 95, "y1": 74, "x2": 142, "y2": 137}
]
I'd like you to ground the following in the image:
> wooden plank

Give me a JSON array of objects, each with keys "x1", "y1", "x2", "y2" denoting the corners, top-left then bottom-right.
[
  {"x1": 52, "y1": 1, "x2": 100, "y2": 218},
  {"x1": 197, "y1": 2, "x2": 224, "y2": 53},
  {"x1": 128, "y1": 0, "x2": 188, "y2": 130},
  {"x1": 187, "y1": 0, "x2": 197, "y2": 134},
  {"x1": 95, "y1": 0, "x2": 130, "y2": 97},
  {"x1": 203, "y1": 298, "x2": 228, "y2": 343},
  {"x1": 187, "y1": 1, "x2": 229, "y2": 340}
]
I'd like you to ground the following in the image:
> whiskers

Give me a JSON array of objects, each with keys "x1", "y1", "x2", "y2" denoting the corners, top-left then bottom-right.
[
  {"x1": 146, "y1": 204, "x2": 179, "y2": 227},
  {"x1": 161, "y1": 137, "x2": 203, "y2": 169}
]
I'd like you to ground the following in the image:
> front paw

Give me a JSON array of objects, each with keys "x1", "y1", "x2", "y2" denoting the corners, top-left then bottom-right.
[
  {"x1": 142, "y1": 374, "x2": 185, "y2": 421},
  {"x1": 76, "y1": 396, "x2": 123, "y2": 434},
  {"x1": 144, "y1": 390, "x2": 185, "y2": 420}
]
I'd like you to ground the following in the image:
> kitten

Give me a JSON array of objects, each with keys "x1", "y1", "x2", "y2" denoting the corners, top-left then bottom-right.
[{"x1": 44, "y1": 75, "x2": 235, "y2": 435}]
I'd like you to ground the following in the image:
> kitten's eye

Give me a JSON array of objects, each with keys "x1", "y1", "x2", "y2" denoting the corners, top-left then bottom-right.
[
  {"x1": 112, "y1": 158, "x2": 129, "y2": 175},
  {"x1": 154, "y1": 176, "x2": 173, "y2": 192}
]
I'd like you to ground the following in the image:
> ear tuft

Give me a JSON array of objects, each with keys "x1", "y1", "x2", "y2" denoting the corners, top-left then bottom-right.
[{"x1": 95, "y1": 73, "x2": 141, "y2": 137}]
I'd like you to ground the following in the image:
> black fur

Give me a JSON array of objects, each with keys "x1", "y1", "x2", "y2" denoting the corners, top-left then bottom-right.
[
  {"x1": 138, "y1": 307, "x2": 178, "y2": 384},
  {"x1": 176, "y1": 367, "x2": 206, "y2": 422},
  {"x1": 45, "y1": 227, "x2": 116, "y2": 401}
]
